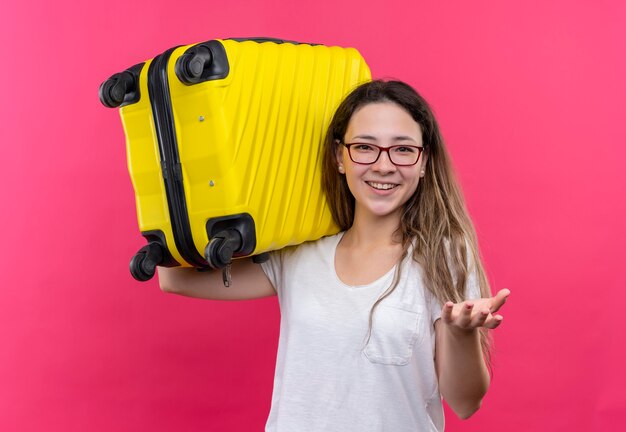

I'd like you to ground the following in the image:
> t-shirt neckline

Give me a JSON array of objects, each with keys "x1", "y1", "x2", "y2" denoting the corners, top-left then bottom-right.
[{"x1": 332, "y1": 232, "x2": 398, "y2": 289}]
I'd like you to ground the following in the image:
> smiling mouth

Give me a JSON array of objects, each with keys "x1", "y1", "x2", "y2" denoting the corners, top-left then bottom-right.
[{"x1": 366, "y1": 181, "x2": 398, "y2": 190}]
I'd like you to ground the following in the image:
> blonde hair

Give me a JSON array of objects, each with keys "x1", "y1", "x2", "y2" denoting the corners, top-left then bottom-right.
[{"x1": 321, "y1": 80, "x2": 493, "y2": 365}]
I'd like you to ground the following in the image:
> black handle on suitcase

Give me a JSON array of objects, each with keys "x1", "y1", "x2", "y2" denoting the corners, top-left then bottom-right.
[{"x1": 227, "y1": 37, "x2": 317, "y2": 46}]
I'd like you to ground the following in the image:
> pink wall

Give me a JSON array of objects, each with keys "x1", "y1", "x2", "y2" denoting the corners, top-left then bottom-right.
[{"x1": 2, "y1": 0, "x2": 625, "y2": 430}]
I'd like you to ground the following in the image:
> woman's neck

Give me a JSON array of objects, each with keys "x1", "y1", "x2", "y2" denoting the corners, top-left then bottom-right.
[{"x1": 343, "y1": 208, "x2": 403, "y2": 250}]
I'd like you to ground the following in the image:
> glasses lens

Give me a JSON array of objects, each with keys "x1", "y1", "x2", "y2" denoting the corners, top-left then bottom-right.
[
  {"x1": 389, "y1": 146, "x2": 420, "y2": 165},
  {"x1": 349, "y1": 143, "x2": 380, "y2": 164}
]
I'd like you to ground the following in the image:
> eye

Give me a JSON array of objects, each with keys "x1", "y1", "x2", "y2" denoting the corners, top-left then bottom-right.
[
  {"x1": 353, "y1": 143, "x2": 375, "y2": 152},
  {"x1": 393, "y1": 146, "x2": 417, "y2": 153}
]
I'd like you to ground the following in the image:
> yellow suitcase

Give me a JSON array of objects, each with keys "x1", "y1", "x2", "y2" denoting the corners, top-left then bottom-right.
[{"x1": 100, "y1": 37, "x2": 371, "y2": 282}]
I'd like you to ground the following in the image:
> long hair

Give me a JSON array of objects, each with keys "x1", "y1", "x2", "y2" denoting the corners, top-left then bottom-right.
[{"x1": 321, "y1": 80, "x2": 493, "y2": 365}]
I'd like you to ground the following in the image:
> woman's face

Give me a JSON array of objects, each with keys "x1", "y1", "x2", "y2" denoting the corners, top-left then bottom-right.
[{"x1": 336, "y1": 102, "x2": 426, "y2": 221}]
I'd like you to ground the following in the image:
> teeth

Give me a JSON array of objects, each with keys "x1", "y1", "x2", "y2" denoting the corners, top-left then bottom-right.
[{"x1": 367, "y1": 182, "x2": 397, "y2": 190}]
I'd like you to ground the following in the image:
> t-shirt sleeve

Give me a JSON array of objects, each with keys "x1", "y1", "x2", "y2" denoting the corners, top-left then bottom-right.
[
  {"x1": 429, "y1": 268, "x2": 482, "y2": 324},
  {"x1": 429, "y1": 291, "x2": 444, "y2": 325},
  {"x1": 465, "y1": 267, "x2": 481, "y2": 300},
  {"x1": 260, "y1": 249, "x2": 284, "y2": 297}
]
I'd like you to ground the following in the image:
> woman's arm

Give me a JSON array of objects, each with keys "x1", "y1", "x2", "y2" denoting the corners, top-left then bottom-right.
[
  {"x1": 434, "y1": 289, "x2": 510, "y2": 419},
  {"x1": 157, "y1": 258, "x2": 276, "y2": 301}
]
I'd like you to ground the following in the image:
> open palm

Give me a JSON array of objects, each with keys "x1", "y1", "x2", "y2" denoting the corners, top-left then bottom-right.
[{"x1": 441, "y1": 289, "x2": 511, "y2": 330}]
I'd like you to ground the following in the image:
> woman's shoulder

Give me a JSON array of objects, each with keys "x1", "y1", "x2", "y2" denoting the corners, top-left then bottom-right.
[
  {"x1": 289, "y1": 231, "x2": 344, "y2": 257},
  {"x1": 312, "y1": 231, "x2": 344, "y2": 248},
  {"x1": 262, "y1": 232, "x2": 343, "y2": 281},
  {"x1": 268, "y1": 231, "x2": 344, "y2": 260}
]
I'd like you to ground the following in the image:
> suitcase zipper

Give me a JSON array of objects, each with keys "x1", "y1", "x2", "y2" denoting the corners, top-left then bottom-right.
[{"x1": 147, "y1": 49, "x2": 210, "y2": 269}]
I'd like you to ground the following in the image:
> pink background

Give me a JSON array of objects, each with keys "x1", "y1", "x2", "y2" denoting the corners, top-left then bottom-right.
[{"x1": 2, "y1": 0, "x2": 625, "y2": 430}]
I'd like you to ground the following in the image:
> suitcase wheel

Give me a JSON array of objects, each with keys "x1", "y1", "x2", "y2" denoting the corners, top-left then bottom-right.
[
  {"x1": 204, "y1": 229, "x2": 243, "y2": 269},
  {"x1": 176, "y1": 45, "x2": 213, "y2": 84},
  {"x1": 99, "y1": 71, "x2": 137, "y2": 108},
  {"x1": 252, "y1": 253, "x2": 270, "y2": 264},
  {"x1": 130, "y1": 242, "x2": 164, "y2": 281}
]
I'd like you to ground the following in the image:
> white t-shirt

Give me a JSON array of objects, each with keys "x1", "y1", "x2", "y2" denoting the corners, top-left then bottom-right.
[{"x1": 261, "y1": 232, "x2": 480, "y2": 432}]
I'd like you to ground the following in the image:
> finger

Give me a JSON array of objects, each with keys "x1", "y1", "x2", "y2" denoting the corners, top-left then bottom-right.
[
  {"x1": 484, "y1": 314, "x2": 504, "y2": 329},
  {"x1": 471, "y1": 309, "x2": 490, "y2": 328},
  {"x1": 457, "y1": 302, "x2": 474, "y2": 327},
  {"x1": 490, "y1": 289, "x2": 511, "y2": 314},
  {"x1": 441, "y1": 302, "x2": 454, "y2": 323}
]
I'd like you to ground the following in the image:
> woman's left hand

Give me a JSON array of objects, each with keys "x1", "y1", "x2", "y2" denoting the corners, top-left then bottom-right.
[{"x1": 441, "y1": 289, "x2": 510, "y2": 331}]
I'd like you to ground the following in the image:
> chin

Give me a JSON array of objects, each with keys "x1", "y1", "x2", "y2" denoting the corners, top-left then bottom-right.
[{"x1": 361, "y1": 202, "x2": 404, "y2": 219}]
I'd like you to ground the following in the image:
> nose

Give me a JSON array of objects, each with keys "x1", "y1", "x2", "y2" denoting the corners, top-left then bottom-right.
[{"x1": 371, "y1": 149, "x2": 397, "y2": 174}]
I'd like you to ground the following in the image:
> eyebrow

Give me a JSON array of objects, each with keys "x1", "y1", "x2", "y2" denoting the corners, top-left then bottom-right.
[{"x1": 351, "y1": 135, "x2": 418, "y2": 143}]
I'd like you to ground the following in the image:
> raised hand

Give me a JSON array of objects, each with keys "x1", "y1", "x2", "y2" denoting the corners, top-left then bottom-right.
[{"x1": 441, "y1": 289, "x2": 510, "y2": 331}]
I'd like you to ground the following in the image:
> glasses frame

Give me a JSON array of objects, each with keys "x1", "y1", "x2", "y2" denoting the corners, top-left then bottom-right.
[{"x1": 341, "y1": 142, "x2": 425, "y2": 166}]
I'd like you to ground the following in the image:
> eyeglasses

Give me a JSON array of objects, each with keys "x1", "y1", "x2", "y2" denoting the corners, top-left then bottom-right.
[{"x1": 341, "y1": 142, "x2": 424, "y2": 166}]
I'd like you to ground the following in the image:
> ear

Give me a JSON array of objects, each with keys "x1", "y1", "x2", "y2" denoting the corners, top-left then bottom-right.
[
  {"x1": 420, "y1": 150, "x2": 429, "y2": 177},
  {"x1": 335, "y1": 139, "x2": 345, "y2": 170}
]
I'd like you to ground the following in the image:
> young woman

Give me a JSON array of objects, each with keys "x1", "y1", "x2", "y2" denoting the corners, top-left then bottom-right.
[{"x1": 158, "y1": 80, "x2": 510, "y2": 431}]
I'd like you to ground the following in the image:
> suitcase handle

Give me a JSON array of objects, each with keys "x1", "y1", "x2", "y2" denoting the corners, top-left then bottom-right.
[{"x1": 227, "y1": 37, "x2": 318, "y2": 46}]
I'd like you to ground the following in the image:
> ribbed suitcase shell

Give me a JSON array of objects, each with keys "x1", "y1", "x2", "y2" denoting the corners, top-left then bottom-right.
[{"x1": 117, "y1": 38, "x2": 371, "y2": 269}]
